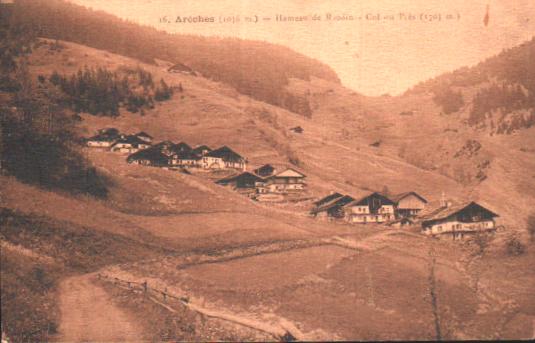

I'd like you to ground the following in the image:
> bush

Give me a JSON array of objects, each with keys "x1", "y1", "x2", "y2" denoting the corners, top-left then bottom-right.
[
  {"x1": 506, "y1": 237, "x2": 526, "y2": 256},
  {"x1": 2, "y1": 113, "x2": 110, "y2": 198}
]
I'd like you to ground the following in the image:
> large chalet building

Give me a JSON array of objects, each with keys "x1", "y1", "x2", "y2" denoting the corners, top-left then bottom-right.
[
  {"x1": 311, "y1": 194, "x2": 355, "y2": 220},
  {"x1": 420, "y1": 201, "x2": 499, "y2": 240},
  {"x1": 216, "y1": 172, "x2": 264, "y2": 190},
  {"x1": 391, "y1": 192, "x2": 428, "y2": 217},
  {"x1": 257, "y1": 168, "x2": 306, "y2": 194},
  {"x1": 127, "y1": 148, "x2": 169, "y2": 167},
  {"x1": 202, "y1": 146, "x2": 247, "y2": 170},
  {"x1": 110, "y1": 135, "x2": 151, "y2": 154},
  {"x1": 343, "y1": 192, "x2": 396, "y2": 224}
]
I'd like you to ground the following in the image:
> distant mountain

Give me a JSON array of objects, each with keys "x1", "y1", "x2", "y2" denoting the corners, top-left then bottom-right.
[
  {"x1": 407, "y1": 37, "x2": 535, "y2": 134},
  {"x1": 10, "y1": 0, "x2": 340, "y2": 116}
]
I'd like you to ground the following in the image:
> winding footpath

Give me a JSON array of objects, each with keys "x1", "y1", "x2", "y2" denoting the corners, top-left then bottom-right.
[{"x1": 54, "y1": 274, "x2": 144, "y2": 342}]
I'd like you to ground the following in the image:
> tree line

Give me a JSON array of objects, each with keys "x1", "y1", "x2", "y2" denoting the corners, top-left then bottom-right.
[
  {"x1": 1, "y1": 14, "x2": 109, "y2": 197},
  {"x1": 48, "y1": 66, "x2": 175, "y2": 116},
  {"x1": 406, "y1": 37, "x2": 535, "y2": 132}
]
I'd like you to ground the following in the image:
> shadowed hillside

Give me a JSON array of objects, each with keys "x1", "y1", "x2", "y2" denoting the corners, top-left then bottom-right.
[
  {"x1": 406, "y1": 37, "x2": 535, "y2": 134},
  {"x1": 11, "y1": 0, "x2": 340, "y2": 116}
]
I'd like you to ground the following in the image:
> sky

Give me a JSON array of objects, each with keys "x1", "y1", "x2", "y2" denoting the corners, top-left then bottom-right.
[{"x1": 70, "y1": 0, "x2": 535, "y2": 96}]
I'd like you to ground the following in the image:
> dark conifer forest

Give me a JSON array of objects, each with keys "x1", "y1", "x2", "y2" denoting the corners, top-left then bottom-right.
[
  {"x1": 1, "y1": 8, "x2": 110, "y2": 197},
  {"x1": 408, "y1": 37, "x2": 535, "y2": 132}
]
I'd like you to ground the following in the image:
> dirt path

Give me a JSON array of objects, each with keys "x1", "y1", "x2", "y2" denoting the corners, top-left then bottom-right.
[{"x1": 54, "y1": 274, "x2": 145, "y2": 342}]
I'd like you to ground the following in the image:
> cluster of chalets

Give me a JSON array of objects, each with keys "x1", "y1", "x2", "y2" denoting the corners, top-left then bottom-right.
[
  {"x1": 85, "y1": 128, "x2": 247, "y2": 171},
  {"x1": 215, "y1": 164, "x2": 308, "y2": 202},
  {"x1": 311, "y1": 191, "x2": 500, "y2": 240},
  {"x1": 86, "y1": 128, "x2": 500, "y2": 239}
]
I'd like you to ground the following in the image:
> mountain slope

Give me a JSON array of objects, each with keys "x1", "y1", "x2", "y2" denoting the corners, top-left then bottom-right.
[
  {"x1": 19, "y1": 37, "x2": 534, "y2": 234},
  {"x1": 10, "y1": 0, "x2": 339, "y2": 116},
  {"x1": 2, "y1": 30, "x2": 535, "y2": 342},
  {"x1": 407, "y1": 37, "x2": 535, "y2": 134}
]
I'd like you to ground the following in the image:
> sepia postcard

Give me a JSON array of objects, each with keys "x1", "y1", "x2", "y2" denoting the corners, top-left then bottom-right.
[{"x1": 1, "y1": 0, "x2": 535, "y2": 341}]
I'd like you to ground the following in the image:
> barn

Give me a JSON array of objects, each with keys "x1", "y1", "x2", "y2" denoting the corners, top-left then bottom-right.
[
  {"x1": 216, "y1": 172, "x2": 265, "y2": 189},
  {"x1": 311, "y1": 195, "x2": 355, "y2": 220}
]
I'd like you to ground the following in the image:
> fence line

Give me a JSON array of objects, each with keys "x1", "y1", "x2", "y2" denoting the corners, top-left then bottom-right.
[{"x1": 97, "y1": 273, "x2": 297, "y2": 341}]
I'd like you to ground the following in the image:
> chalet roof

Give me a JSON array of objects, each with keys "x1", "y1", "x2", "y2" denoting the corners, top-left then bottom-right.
[
  {"x1": 87, "y1": 134, "x2": 117, "y2": 142},
  {"x1": 173, "y1": 142, "x2": 192, "y2": 153},
  {"x1": 154, "y1": 140, "x2": 175, "y2": 149},
  {"x1": 390, "y1": 192, "x2": 428, "y2": 204},
  {"x1": 345, "y1": 192, "x2": 395, "y2": 207},
  {"x1": 112, "y1": 135, "x2": 148, "y2": 147},
  {"x1": 192, "y1": 145, "x2": 212, "y2": 154},
  {"x1": 173, "y1": 150, "x2": 201, "y2": 160},
  {"x1": 216, "y1": 172, "x2": 264, "y2": 185},
  {"x1": 127, "y1": 147, "x2": 168, "y2": 165},
  {"x1": 313, "y1": 195, "x2": 355, "y2": 214},
  {"x1": 98, "y1": 127, "x2": 119, "y2": 136},
  {"x1": 273, "y1": 168, "x2": 306, "y2": 178},
  {"x1": 313, "y1": 192, "x2": 344, "y2": 207},
  {"x1": 135, "y1": 131, "x2": 153, "y2": 138},
  {"x1": 254, "y1": 164, "x2": 274, "y2": 172},
  {"x1": 205, "y1": 146, "x2": 244, "y2": 162},
  {"x1": 420, "y1": 201, "x2": 499, "y2": 223},
  {"x1": 253, "y1": 164, "x2": 276, "y2": 176}
]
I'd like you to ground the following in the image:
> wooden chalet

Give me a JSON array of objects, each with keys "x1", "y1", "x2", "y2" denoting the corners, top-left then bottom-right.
[
  {"x1": 201, "y1": 146, "x2": 246, "y2": 170},
  {"x1": 216, "y1": 172, "x2": 264, "y2": 190},
  {"x1": 127, "y1": 147, "x2": 169, "y2": 167},
  {"x1": 313, "y1": 192, "x2": 344, "y2": 207},
  {"x1": 170, "y1": 150, "x2": 201, "y2": 168},
  {"x1": 258, "y1": 168, "x2": 306, "y2": 193},
  {"x1": 344, "y1": 192, "x2": 396, "y2": 224},
  {"x1": 173, "y1": 142, "x2": 192, "y2": 153},
  {"x1": 253, "y1": 164, "x2": 276, "y2": 177},
  {"x1": 86, "y1": 128, "x2": 120, "y2": 148},
  {"x1": 153, "y1": 141, "x2": 176, "y2": 157},
  {"x1": 420, "y1": 201, "x2": 499, "y2": 240},
  {"x1": 391, "y1": 192, "x2": 428, "y2": 218},
  {"x1": 97, "y1": 128, "x2": 120, "y2": 136},
  {"x1": 86, "y1": 134, "x2": 118, "y2": 148},
  {"x1": 311, "y1": 195, "x2": 355, "y2": 219},
  {"x1": 110, "y1": 135, "x2": 151, "y2": 154}
]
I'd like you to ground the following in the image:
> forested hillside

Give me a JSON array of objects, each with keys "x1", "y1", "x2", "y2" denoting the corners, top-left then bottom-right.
[
  {"x1": 11, "y1": 0, "x2": 340, "y2": 116},
  {"x1": 407, "y1": 37, "x2": 535, "y2": 134},
  {"x1": 1, "y1": 8, "x2": 109, "y2": 197}
]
